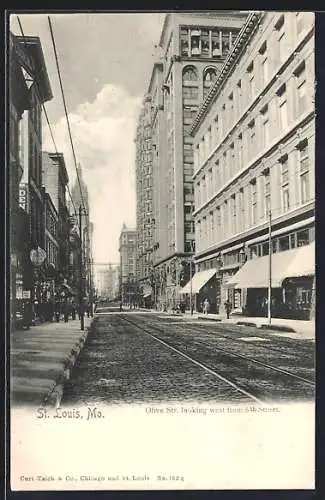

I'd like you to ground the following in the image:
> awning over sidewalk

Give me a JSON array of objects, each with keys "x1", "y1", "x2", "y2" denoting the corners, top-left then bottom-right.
[
  {"x1": 142, "y1": 284, "x2": 152, "y2": 298},
  {"x1": 226, "y1": 242, "x2": 315, "y2": 289},
  {"x1": 180, "y1": 268, "x2": 216, "y2": 294}
]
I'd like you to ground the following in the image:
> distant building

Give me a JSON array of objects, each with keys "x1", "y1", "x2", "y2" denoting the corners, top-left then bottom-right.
[
  {"x1": 69, "y1": 163, "x2": 93, "y2": 301},
  {"x1": 118, "y1": 224, "x2": 137, "y2": 305},
  {"x1": 189, "y1": 12, "x2": 315, "y2": 319},
  {"x1": 42, "y1": 152, "x2": 70, "y2": 284}
]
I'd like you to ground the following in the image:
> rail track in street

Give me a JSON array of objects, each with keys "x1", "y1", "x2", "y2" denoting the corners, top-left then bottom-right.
[
  {"x1": 119, "y1": 314, "x2": 314, "y2": 403},
  {"x1": 131, "y1": 313, "x2": 315, "y2": 381}
]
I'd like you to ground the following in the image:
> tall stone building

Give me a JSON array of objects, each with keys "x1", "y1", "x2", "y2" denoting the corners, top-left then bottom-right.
[
  {"x1": 69, "y1": 163, "x2": 93, "y2": 300},
  {"x1": 118, "y1": 224, "x2": 137, "y2": 305},
  {"x1": 188, "y1": 11, "x2": 315, "y2": 319},
  {"x1": 135, "y1": 12, "x2": 247, "y2": 309}
]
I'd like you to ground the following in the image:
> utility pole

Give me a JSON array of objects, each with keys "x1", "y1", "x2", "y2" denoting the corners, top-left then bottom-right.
[
  {"x1": 79, "y1": 205, "x2": 84, "y2": 331},
  {"x1": 190, "y1": 257, "x2": 193, "y2": 315},
  {"x1": 267, "y1": 209, "x2": 272, "y2": 325},
  {"x1": 190, "y1": 239, "x2": 195, "y2": 315}
]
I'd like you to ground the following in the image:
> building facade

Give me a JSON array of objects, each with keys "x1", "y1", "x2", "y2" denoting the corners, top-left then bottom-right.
[
  {"x1": 139, "y1": 12, "x2": 247, "y2": 309},
  {"x1": 42, "y1": 152, "x2": 71, "y2": 286},
  {"x1": 189, "y1": 11, "x2": 315, "y2": 319},
  {"x1": 14, "y1": 35, "x2": 53, "y2": 317},
  {"x1": 9, "y1": 33, "x2": 31, "y2": 321},
  {"x1": 69, "y1": 163, "x2": 93, "y2": 302},
  {"x1": 135, "y1": 94, "x2": 154, "y2": 284},
  {"x1": 118, "y1": 224, "x2": 137, "y2": 306}
]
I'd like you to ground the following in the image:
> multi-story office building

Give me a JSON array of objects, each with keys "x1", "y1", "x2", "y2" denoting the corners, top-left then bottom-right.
[
  {"x1": 135, "y1": 61, "x2": 166, "y2": 300},
  {"x1": 69, "y1": 163, "x2": 93, "y2": 299},
  {"x1": 119, "y1": 224, "x2": 137, "y2": 304},
  {"x1": 144, "y1": 12, "x2": 247, "y2": 309},
  {"x1": 135, "y1": 94, "x2": 155, "y2": 284},
  {"x1": 189, "y1": 11, "x2": 315, "y2": 319}
]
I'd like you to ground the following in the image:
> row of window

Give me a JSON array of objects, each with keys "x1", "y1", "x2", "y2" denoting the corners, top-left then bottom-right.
[
  {"x1": 195, "y1": 56, "x2": 310, "y2": 176},
  {"x1": 194, "y1": 12, "x2": 313, "y2": 172},
  {"x1": 180, "y1": 27, "x2": 238, "y2": 59},
  {"x1": 196, "y1": 139, "x2": 312, "y2": 251},
  {"x1": 197, "y1": 226, "x2": 314, "y2": 272},
  {"x1": 196, "y1": 137, "x2": 311, "y2": 219}
]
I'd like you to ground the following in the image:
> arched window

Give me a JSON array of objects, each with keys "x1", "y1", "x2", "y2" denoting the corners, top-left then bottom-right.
[
  {"x1": 203, "y1": 68, "x2": 217, "y2": 98},
  {"x1": 182, "y1": 66, "x2": 198, "y2": 82},
  {"x1": 204, "y1": 68, "x2": 217, "y2": 84}
]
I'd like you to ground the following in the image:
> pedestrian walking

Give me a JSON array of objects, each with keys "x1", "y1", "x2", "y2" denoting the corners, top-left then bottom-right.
[
  {"x1": 71, "y1": 303, "x2": 76, "y2": 320},
  {"x1": 22, "y1": 300, "x2": 33, "y2": 330},
  {"x1": 63, "y1": 301, "x2": 69, "y2": 323},
  {"x1": 224, "y1": 300, "x2": 232, "y2": 319},
  {"x1": 203, "y1": 298, "x2": 210, "y2": 315},
  {"x1": 55, "y1": 300, "x2": 61, "y2": 322}
]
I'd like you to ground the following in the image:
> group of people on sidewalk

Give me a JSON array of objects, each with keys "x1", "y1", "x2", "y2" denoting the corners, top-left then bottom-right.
[
  {"x1": 15, "y1": 299, "x2": 93, "y2": 330},
  {"x1": 201, "y1": 298, "x2": 232, "y2": 318}
]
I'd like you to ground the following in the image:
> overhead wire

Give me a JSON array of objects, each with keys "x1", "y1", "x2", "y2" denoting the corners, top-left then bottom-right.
[
  {"x1": 47, "y1": 15, "x2": 87, "y2": 213},
  {"x1": 16, "y1": 16, "x2": 78, "y2": 220}
]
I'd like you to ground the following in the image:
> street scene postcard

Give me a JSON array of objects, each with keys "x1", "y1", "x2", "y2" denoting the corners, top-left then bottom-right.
[{"x1": 8, "y1": 10, "x2": 315, "y2": 491}]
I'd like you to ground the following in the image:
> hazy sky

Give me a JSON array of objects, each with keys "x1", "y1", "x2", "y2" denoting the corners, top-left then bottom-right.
[{"x1": 10, "y1": 12, "x2": 165, "y2": 266}]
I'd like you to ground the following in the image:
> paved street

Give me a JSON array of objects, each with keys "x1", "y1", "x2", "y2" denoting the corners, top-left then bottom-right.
[{"x1": 62, "y1": 311, "x2": 315, "y2": 406}]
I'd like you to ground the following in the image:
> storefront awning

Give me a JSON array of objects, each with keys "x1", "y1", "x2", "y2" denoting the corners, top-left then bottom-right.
[
  {"x1": 226, "y1": 242, "x2": 315, "y2": 289},
  {"x1": 180, "y1": 268, "x2": 216, "y2": 294},
  {"x1": 142, "y1": 284, "x2": 152, "y2": 298}
]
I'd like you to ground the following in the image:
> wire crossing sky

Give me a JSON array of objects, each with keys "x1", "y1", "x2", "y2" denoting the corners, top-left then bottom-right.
[{"x1": 10, "y1": 12, "x2": 165, "y2": 263}]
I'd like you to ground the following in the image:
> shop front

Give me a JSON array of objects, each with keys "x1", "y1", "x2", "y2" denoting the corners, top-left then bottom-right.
[
  {"x1": 226, "y1": 242, "x2": 315, "y2": 320},
  {"x1": 180, "y1": 268, "x2": 218, "y2": 313}
]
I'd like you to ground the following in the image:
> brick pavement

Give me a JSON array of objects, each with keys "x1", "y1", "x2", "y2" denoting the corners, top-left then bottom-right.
[{"x1": 10, "y1": 316, "x2": 92, "y2": 407}]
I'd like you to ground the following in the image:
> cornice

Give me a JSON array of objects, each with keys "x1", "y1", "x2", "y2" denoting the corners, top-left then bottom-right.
[{"x1": 189, "y1": 11, "x2": 263, "y2": 136}]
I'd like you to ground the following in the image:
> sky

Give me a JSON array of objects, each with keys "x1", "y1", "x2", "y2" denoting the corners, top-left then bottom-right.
[{"x1": 10, "y1": 12, "x2": 165, "y2": 268}]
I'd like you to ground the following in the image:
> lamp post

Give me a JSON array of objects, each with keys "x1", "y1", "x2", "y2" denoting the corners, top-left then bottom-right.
[{"x1": 267, "y1": 209, "x2": 272, "y2": 324}]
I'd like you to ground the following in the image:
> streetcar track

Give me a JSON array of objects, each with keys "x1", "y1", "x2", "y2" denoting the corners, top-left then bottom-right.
[
  {"x1": 120, "y1": 315, "x2": 314, "y2": 395},
  {"x1": 144, "y1": 314, "x2": 314, "y2": 355},
  {"x1": 119, "y1": 315, "x2": 266, "y2": 404},
  {"x1": 135, "y1": 315, "x2": 315, "y2": 384}
]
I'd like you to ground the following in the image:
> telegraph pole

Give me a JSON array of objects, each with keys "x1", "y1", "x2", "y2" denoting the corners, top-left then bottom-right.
[{"x1": 79, "y1": 205, "x2": 84, "y2": 331}]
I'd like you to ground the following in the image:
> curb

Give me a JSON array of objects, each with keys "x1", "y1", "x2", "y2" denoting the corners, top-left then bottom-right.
[
  {"x1": 260, "y1": 324, "x2": 296, "y2": 333},
  {"x1": 41, "y1": 324, "x2": 91, "y2": 407},
  {"x1": 236, "y1": 321, "x2": 258, "y2": 327},
  {"x1": 198, "y1": 316, "x2": 222, "y2": 322},
  {"x1": 197, "y1": 316, "x2": 299, "y2": 333}
]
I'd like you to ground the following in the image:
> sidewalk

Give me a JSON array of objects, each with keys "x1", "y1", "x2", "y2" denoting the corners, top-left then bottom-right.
[
  {"x1": 137, "y1": 309, "x2": 315, "y2": 340},
  {"x1": 194, "y1": 312, "x2": 315, "y2": 339},
  {"x1": 11, "y1": 317, "x2": 92, "y2": 407}
]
